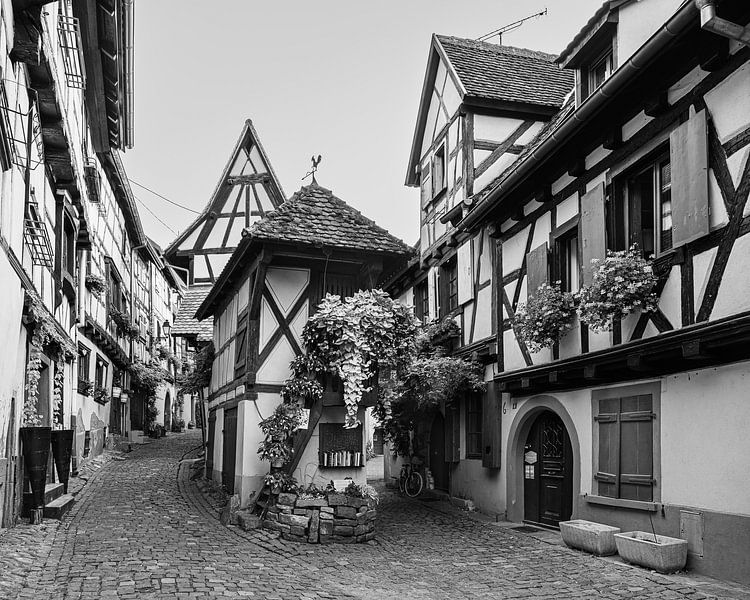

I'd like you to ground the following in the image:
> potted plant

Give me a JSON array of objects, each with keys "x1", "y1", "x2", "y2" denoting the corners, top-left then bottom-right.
[
  {"x1": 514, "y1": 282, "x2": 577, "y2": 352},
  {"x1": 93, "y1": 385, "x2": 109, "y2": 405},
  {"x1": 577, "y1": 246, "x2": 659, "y2": 331},
  {"x1": 78, "y1": 379, "x2": 93, "y2": 396},
  {"x1": 264, "y1": 472, "x2": 298, "y2": 495},
  {"x1": 84, "y1": 273, "x2": 107, "y2": 299}
]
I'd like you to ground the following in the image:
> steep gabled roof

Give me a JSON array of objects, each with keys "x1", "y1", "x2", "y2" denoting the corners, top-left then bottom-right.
[
  {"x1": 172, "y1": 285, "x2": 213, "y2": 341},
  {"x1": 245, "y1": 184, "x2": 412, "y2": 256},
  {"x1": 436, "y1": 36, "x2": 573, "y2": 108},
  {"x1": 406, "y1": 34, "x2": 574, "y2": 186}
]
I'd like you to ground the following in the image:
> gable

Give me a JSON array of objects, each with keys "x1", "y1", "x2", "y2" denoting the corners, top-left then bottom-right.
[
  {"x1": 164, "y1": 119, "x2": 286, "y2": 284},
  {"x1": 420, "y1": 55, "x2": 463, "y2": 159}
]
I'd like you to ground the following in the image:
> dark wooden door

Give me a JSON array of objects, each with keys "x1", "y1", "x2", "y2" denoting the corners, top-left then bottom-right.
[
  {"x1": 523, "y1": 411, "x2": 573, "y2": 527},
  {"x1": 164, "y1": 393, "x2": 172, "y2": 431},
  {"x1": 222, "y1": 408, "x2": 238, "y2": 495},
  {"x1": 429, "y1": 412, "x2": 449, "y2": 491},
  {"x1": 130, "y1": 390, "x2": 145, "y2": 431},
  {"x1": 206, "y1": 411, "x2": 216, "y2": 474}
]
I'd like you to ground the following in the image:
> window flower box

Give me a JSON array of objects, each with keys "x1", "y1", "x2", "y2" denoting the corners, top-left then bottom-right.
[
  {"x1": 559, "y1": 519, "x2": 620, "y2": 556},
  {"x1": 614, "y1": 531, "x2": 688, "y2": 574}
]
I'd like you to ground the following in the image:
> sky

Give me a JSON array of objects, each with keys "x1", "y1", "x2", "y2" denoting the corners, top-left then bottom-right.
[{"x1": 121, "y1": 1, "x2": 605, "y2": 249}]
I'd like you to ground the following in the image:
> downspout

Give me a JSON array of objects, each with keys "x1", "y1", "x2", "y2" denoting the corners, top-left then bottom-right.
[
  {"x1": 695, "y1": 0, "x2": 750, "y2": 47},
  {"x1": 122, "y1": 0, "x2": 135, "y2": 148}
]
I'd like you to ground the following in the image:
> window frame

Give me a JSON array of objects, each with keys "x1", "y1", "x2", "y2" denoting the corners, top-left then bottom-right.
[
  {"x1": 431, "y1": 142, "x2": 447, "y2": 200},
  {"x1": 414, "y1": 279, "x2": 429, "y2": 323},
  {"x1": 94, "y1": 354, "x2": 108, "y2": 388},
  {"x1": 586, "y1": 48, "x2": 613, "y2": 98},
  {"x1": 465, "y1": 394, "x2": 483, "y2": 459},
  {"x1": 611, "y1": 147, "x2": 673, "y2": 258},
  {"x1": 551, "y1": 216, "x2": 580, "y2": 293},
  {"x1": 77, "y1": 345, "x2": 90, "y2": 386},
  {"x1": 438, "y1": 256, "x2": 458, "y2": 317},
  {"x1": 590, "y1": 382, "x2": 661, "y2": 510}
]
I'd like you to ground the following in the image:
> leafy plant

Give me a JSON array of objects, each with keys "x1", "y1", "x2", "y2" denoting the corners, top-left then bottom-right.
[
  {"x1": 84, "y1": 273, "x2": 107, "y2": 299},
  {"x1": 178, "y1": 343, "x2": 214, "y2": 395},
  {"x1": 257, "y1": 403, "x2": 303, "y2": 466},
  {"x1": 301, "y1": 290, "x2": 419, "y2": 428},
  {"x1": 78, "y1": 379, "x2": 93, "y2": 396},
  {"x1": 343, "y1": 481, "x2": 379, "y2": 503},
  {"x1": 514, "y1": 282, "x2": 577, "y2": 352},
  {"x1": 93, "y1": 385, "x2": 109, "y2": 405},
  {"x1": 130, "y1": 360, "x2": 166, "y2": 396},
  {"x1": 264, "y1": 472, "x2": 298, "y2": 493},
  {"x1": 577, "y1": 246, "x2": 658, "y2": 332}
]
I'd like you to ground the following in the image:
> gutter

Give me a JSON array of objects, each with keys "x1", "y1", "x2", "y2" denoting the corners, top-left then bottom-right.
[
  {"x1": 696, "y1": 0, "x2": 750, "y2": 46},
  {"x1": 122, "y1": 0, "x2": 135, "y2": 148},
  {"x1": 459, "y1": 1, "x2": 698, "y2": 232}
]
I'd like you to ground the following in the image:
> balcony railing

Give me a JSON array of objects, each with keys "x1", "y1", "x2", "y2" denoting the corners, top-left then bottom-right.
[{"x1": 57, "y1": 15, "x2": 86, "y2": 89}]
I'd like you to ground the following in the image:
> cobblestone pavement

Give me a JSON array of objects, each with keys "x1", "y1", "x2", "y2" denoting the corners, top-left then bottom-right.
[{"x1": 1, "y1": 431, "x2": 747, "y2": 599}]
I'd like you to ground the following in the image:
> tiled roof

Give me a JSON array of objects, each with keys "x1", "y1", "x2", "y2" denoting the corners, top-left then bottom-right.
[
  {"x1": 245, "y1": 184, "x2": 413, "y2": 256},
  {"x1": 172, "y1": 285, "x2": 214, "y2": 341},
  {"x1": 436, "y1": 35, "x2": 574, "y2": 108}
]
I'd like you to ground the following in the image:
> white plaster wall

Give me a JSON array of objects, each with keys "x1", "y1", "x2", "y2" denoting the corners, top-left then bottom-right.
[
  {"x1": 617, "y1": 0, "x2": 683, "y2": 66},
  {"x1": 661, "y1": 362, "x2": 750, "y2": 514},
  {"x1": 704, "y1": 61, "x2": 750, "y2": 142},
  {"x1": 711, "y1": 234, "x2": 750, "y2": 320},
  {"x1": 212, "y1": 406, "x2": 224, "y2": 483},
  {"x1": 502, "y1": 226, "x2": 530, "y2": 273},
  {"x1": 556, "y1": 193, "x2": 579, "y2": 224},
  {"x1": 473, "y1": 115, "x2": 524, "y2": 143}
]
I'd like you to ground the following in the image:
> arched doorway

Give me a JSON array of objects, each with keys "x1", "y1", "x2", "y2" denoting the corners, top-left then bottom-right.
[
  {"x1": 164, "y1": 393, "x2": 172, "y2": 431},
  {"x1": 429, "y1": 412, "x2": 448, "y2": 491},
  {"x1": 523, "y1": 410, "x2": 573, "y2": 527}
]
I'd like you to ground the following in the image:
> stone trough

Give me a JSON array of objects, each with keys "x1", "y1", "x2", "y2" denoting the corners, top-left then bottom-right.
[
  {"x1": 262, "y1": 492, "x2": 376, "y2": 544},
  {"x1": 559, "y1": 519, "x2": 620, "y2": 556}
]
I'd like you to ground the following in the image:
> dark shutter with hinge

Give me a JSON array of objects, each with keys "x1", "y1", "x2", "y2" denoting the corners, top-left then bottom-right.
[
  {"x1": 482, "y1": 383, "x2": 502, "y2": 468},
  {"x1": 580, "y1": 183, "x2": 606, "y2": 285},
  {"x1": 670, "y1": 109, "x2": 709, "y2": 247},
  {"x1": 595, "y1": 394, "x2": 655, "y2": 501},
  {"x1": 526, "y1": 243, "x2": 549, "y2": 297},
  {"x1": 234, "y1": 312, "x2": 248, "y2": 379},
  {"x1": 444, "y1": 403, "x2": 461, "y2": 463}
]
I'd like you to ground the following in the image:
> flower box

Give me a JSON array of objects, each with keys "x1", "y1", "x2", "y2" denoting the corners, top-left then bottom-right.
[
  {"x1": 559, "y1": 520, "x2": 620, "y2": 556},
  {"x1": 614, "y1": 531, "x2": 688, "y2": 574}
]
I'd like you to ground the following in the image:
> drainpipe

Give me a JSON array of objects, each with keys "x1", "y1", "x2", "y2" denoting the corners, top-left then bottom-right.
[
  {"x1": 695, "y1": 0, "x2": 750, "y2": 47},
  {"x1": 130, "y1": 243, "x2": 147, "y2": 362}
]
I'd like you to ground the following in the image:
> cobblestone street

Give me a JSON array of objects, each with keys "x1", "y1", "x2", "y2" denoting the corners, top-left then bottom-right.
[{"x1": 0, "y1": 432, "x2": 745, "y2": 600}]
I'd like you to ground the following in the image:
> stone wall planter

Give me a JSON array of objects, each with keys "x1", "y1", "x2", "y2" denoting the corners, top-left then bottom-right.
[
  {"x1": 614, "y1": 531, "x2": 688, "y2": 574},
  {"x1": 560, "y1": 520, "x2": 620, "y2": 556},
  {"x1": 262, "y1": 492, "x2": 376, "y2": 544}
]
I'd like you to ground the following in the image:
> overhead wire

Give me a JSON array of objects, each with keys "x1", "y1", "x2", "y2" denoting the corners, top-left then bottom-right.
[
  {"x1": 132, "y1": 194, "x2": 178, "y2": 235},
  {"x1": 128, "y1": 178, "x2": 201, "y2": 214}
]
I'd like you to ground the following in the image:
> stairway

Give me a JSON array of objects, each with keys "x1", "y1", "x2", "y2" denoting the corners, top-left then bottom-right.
[{"x1": 22, "y1": 483, "x2": 75, "y2": 520}]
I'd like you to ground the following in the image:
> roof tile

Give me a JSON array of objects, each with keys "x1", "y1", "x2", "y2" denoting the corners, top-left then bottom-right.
[{"x1": 172, "y1": 285, "x2": 214, "y2": 341}]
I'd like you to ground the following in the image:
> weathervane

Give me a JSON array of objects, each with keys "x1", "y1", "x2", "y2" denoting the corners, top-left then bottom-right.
[{"x1": 302, "y1": 154, "x2": 322, "y2": 184}]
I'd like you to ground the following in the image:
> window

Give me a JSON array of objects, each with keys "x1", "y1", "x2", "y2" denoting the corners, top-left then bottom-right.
[
  {"x1": 586, "y1": 50, "x2": 612, "y2": 98},
  {"x1": 431, "y1": 143, "x2": 446, "y2": 199},
  {"x1": 94, "y1": 355, "x2": 108, "y2": 388},
  {"x1": 593, "y1": 386, "x2": 658, "y2": 502},
  {"x1": 552, "y1": 220, "x2": 580, "y2": 293},
  {"x1": 77, "y1": 345, "x2": 90, "y2": 385},
  {"x1": 439, "y1": 257, "x2": 458, "y2": 316},
  {"x1": 465, "y1": 394, "x2": 483, "y2": 459},
  {"x1": 108, "y1": 268, "x2": 122, "y2": 312},
  {"x1": 614, "y1": 153, "x2": 672, "y2": 256},
  {"x1": 414, "y1": 280, "x2": 429, "y2": 322},
  {"x1": 62, "y1": 217, "x2": 75, "y2": 275}
]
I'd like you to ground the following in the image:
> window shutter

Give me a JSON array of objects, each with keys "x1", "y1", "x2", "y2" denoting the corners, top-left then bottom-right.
[
  {"x1": 594, "y1": 397, "x2": 620, "y2": 498},
  {"x1": 457, "y1": 241, "x2": 473, "y2": 305},
  {"x1": 618, "y1": 394, "x2": 655, "y2": 502},
  {"x1": 670, "y1": 109, "x2": 709, "y2": 247},
  {"x1": 580, "y1": 183, "x2": 607, "y2": 285},
  {"x1": 526, "y1": 243, "x2": 549, "y2": 297},
  {"x1": 444, "y1": 404, "x2": 461, "y2": 463},
  {"x1": 482, "y1": 384, "x2": 502, "y2": 468},
  {"x1": 234, "y1": 314, "x2": 248, "y2": 378}
]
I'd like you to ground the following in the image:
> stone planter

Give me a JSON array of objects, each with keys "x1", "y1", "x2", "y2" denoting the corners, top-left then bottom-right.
[
  {"x1": 262, "y1": 492, "x2": 376, "y2": 544},
  {"x1": 560, "y1": 520, "x2": 620, "y2": 556},
  {"x1": 614, "y1": 531, "x2": 688, "y2": 574}
]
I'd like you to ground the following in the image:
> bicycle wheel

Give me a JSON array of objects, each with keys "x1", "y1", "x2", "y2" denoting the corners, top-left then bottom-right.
[{"x1": 404, "y1": 471, "x2": 423, "y2": 497}]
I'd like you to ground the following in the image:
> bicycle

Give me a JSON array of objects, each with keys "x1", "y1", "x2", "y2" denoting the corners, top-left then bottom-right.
[{"x1": 398, "y1": 455, "x2": 424, "y2": 497}]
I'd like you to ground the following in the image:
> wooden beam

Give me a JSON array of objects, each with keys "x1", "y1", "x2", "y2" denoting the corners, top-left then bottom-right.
[
  {"x1": 226, "y1": 174, "x2": 270, "y2": 186},
  {"x1": 644, "y1": 92, "x2": 669, "y2": 117},
  {"x1": 474, "y1": 120, "x2": 534, "y2": 180},
  {"x1": 568, "y1": 158, "x2": 586, "y2": 177},
  {"x1": 602, "y1": 128, "x2": 622, "y2": 151},
  {"x1": 536, "y1": 184, "x2": 552, "y2": 205}
]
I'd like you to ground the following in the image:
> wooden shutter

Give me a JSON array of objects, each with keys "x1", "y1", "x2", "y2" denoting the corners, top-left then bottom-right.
[
  {"x1": 670, "y1": 109, "x2": 709, "y2": 247},
  {"x1": 482, "y1": 384, "x2": 502, "y2": 468},
  {"x1": 618, "y1": 394, "x2": 655, "y2": 502},
  {"x1": 580, "y1": 184, "x2": 606, "y2": 284},
  {"x1": 444, "y1": 404, "x2": 461, "y2": 463},
  {"x1": 234, "y1": 313, "x2": 248, "y2": 378},
  {"x1": 526, "y1": 243, "x2": 549, "y2": 297},
  {"x1": 594, "y1": 397, "x2": 619, "y2": 498},
  {"x1": 457, "y1": 241, "x2": 474, "y2": 305}
]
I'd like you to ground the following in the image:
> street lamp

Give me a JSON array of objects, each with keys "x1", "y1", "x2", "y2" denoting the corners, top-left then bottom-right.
[{"x1": 162, "y1": 319, "x2": 171, "y2": 341}]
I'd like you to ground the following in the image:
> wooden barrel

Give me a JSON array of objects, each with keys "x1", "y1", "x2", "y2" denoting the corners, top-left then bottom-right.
[
  {"x1": 51, "y1": 429, "x2": 74, "y2": 493},
  {"x1": 20, "y1": 427, "x2": 51, "y2": 511}
]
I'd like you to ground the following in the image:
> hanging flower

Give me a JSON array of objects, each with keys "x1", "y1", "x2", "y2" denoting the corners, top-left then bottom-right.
[
  {"x1": 577, "y1": 246, "x2": 659, "y2": 332},
  {"x1": 513, "y1": 282, "x2": 577, "y2": 353}
]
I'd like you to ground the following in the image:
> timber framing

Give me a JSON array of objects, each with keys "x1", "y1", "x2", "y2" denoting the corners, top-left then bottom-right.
[{"x1": 496, "y1": 312, "x2": 750, "y2": 395}]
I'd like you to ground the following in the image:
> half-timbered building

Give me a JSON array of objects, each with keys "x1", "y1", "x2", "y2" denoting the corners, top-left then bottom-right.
[
  {"x1": 388, "y1": 0, "x2": 750, "y2": 585},
  {"x1": 194, "y1": 183, "x2": 412, "y2": 508}
]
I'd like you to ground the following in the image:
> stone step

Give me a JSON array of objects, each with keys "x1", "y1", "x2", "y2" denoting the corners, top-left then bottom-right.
[
  {"x1": 43, "y1": 494, "x2": 74, "y2": 519},
  {"x1": 22, "y1": 483, "x2": 64, "y2": 516}
]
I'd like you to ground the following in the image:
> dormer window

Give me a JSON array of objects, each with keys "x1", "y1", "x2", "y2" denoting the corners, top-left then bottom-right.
[{"x1": 586, "y1": 49, "x2": 612, "y2": 97}]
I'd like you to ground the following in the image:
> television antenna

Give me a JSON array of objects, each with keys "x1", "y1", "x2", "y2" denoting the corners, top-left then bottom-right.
[{"x1": 477, "y1": 8, "x2": 547, "y2": 45}]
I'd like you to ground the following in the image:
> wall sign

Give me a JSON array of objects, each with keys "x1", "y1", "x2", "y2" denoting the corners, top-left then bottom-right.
[{"x1": 524, "y1": 450, "x2": 537, "y2": 465}]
